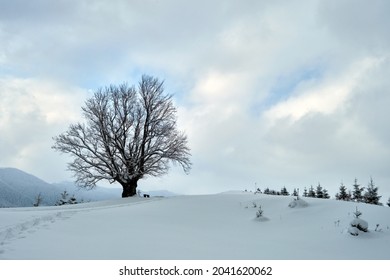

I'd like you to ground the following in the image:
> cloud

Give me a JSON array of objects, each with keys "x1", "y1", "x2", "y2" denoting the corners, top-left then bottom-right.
[
  {"x1": 0, "y1": 77, "x2": 87, "y2": 180},
  {"x1": 0, "y1": 0, "x2": 390, "y2": 199},
  {"x1": 257, "y1": 55, "x2": 390, "y2": 190},
  {"x1": 263, "y1": 57, "x2": 383, "y2": 123},
  {"x1": 318, "y1": 0, "x2": 390, "y2": 53}
]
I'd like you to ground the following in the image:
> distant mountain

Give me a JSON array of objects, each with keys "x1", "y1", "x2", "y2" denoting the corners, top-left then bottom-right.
[
  {"x1": 0, "y1": 168, "x2": 120, "y2": 207},
  {"x1": 0, "y1": 168, "x2": 60, "y2": 207}
]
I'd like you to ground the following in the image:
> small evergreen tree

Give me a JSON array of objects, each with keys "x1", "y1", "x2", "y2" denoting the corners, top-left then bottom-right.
[
  {"x1": 387, "y1": 197, "x2": 390, "y2": 207},
  {"x1": 263, "y1": 188, "x2": 270, "y2": 195},
  {"x1": 353, "y1": 207, "x2": 362, "y2": 218},
  {"x1": 315, "y1": 183, "x2": 324, "y2": 198},
  {"x1": 350, "y1": 206, "x2": 368, "y2": 233},
  {"x1": 335, "y1": 183, "x2": 349, "y2": 201},
  {"x1": 323, "y1": 188, "x2": 330, "y2": 199},
  {"x1": 280, "y1": 187, "x2": 289, "y2": 196},
  {"x1": 352, "y1": 178, "x2": 364, "y2": 202},
  {"x1": 303, "y1": 187, "x2": 308, "y2": 197},
  {"x1": 292, "y1": 188, "x2": 299, "y2": 197},
  {"x1": 363, "y1": 177, "x2": 382, "y2": 205},
  {"x1": 56, "y1": 190, "x2": 69, "y2": 206},
  {"x1": 56, "y1": 190, "x2": 79, "y2": 206},
  {"x1": 307, "y1": 186, "x2": 316, "y2": 197}
]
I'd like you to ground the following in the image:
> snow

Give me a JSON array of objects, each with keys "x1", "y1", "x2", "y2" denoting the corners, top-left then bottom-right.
[
  {"x1": 288, "y1": 197, "x2": 309, "y2": 208},
  {"x1": 348, "y1": 226, "x2": 359, "y2": 236},
  {"x1": 1, "y1": 192, "x2": 390, "y2": 259},
  {"x1": 350, "y1": 218, "x2": 369, "y2": 232}
]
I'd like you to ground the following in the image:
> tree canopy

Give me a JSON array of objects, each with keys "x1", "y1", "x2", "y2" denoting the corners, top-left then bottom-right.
[{"x1": 53, "y1": 75, "x2": 191, "y2": 197}]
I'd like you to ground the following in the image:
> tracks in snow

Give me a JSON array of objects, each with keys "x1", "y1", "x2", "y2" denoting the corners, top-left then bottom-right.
[
  {"x1": 0, "y1": 197, "x2": 162, "y2": 257},
  {"x1": 0, "y1": 211, "x2": 76, "y2": 256}
]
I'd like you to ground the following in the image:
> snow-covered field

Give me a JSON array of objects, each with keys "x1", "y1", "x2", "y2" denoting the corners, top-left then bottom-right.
[{"x1": 1, "y1": 192, "x2": 389, "y2": 260}]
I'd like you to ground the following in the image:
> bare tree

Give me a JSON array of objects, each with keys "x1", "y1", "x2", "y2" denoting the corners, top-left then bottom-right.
[
  {"x1": 52, "y1": 75, "x2": 191, "y2": 197},
  {"x1": 33, "y1": 192, "x2": 43, "y2": 207}
]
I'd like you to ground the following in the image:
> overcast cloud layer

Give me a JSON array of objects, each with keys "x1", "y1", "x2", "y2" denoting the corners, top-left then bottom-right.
[{"x1": 1, "y1": 0, "x2": 390, "y2": 199}]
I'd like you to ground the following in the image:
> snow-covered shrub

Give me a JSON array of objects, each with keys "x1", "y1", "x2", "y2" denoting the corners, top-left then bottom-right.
[
  {"x1": 288, "y1": 198, "x2": 308, "y2": 208},
  {"x1": 55, "y1": 190, "x2": 79, "y2": 206},
  {"x1": 254, "y1": 205, "x2": 269, "y2": 222},
  {"x1": 350, "y1": 218, "x2": 368, "y2": 232},
  {"x1": 256, "y1": 206, "x2": 264, "y2": 218},
  {"x1": 348, "y1": 226, "x2": 359, "y2": 236},
  {"x1": 348, "y1": 207, "x2": 368, "y2": 235}
]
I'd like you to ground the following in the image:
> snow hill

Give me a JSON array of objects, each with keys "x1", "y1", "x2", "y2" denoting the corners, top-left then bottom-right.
[
  {"x1": 0, "y1": 168, "x2": 120, "y2": 207},
  {"x1": 0, "y1": 192, "x2": 389, "y2": 259}
]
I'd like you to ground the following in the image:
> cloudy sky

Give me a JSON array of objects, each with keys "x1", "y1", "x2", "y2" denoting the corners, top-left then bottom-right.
[{"x1": 1, "y1": 0, "x2": 390, "y2": 199}]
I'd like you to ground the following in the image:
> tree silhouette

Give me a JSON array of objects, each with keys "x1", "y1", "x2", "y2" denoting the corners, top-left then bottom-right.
[{"x1": 53, "y1": 75, "x2": 191, "y2": 197}]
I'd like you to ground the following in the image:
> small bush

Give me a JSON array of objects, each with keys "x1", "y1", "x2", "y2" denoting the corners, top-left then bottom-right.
[
  {"x1": 350, "y1": 218, "x2": 368, "y2": 232},
  {"x1": 348, "y1": 226, "x2": 359, "y2": 236},
  {"x1": 288, "y1": 198, "x2": 308, "y2": 208},
  {"x1": 256, "y1": 206, "x2": 264, "y2": 218},
  {"x1": 56, "y1": 190, "x2": 79, "y2": 206}
]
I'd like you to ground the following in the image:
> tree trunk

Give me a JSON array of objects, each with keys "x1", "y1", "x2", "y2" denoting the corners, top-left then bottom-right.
[{"x1": 121, "y1": 179, "x2": 138, "y2": 197}]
